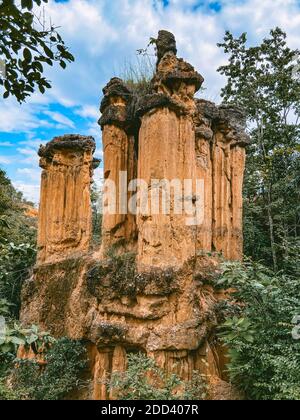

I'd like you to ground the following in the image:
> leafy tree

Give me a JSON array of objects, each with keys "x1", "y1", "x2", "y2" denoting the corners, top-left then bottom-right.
[
  {"x1": 217, "y1": 260, "x2": 300, "y2": 400},
  {"x1": 218, "y1": 28, "x2": 300, "y2": 272},
  {"x1": 0, "y1": 242, "x2": 36, "y2": 317},
  {"x1": 0, "y1": 169, "x2": 37, "y2": 246},
  {"x1": 0, "y1": 0, "x2": 74, "y2": 102},
  {"x1": 0, "y1": 168, "x2": 37, "y2": 316}
]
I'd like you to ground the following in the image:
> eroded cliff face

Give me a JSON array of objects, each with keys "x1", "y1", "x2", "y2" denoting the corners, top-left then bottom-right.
[{"x1": 21, "y1": 30, "x2": 249, "y2": 400}]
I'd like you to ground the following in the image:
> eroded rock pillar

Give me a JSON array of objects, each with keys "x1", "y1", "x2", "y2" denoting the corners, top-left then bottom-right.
[
  {"x1": 137, "y1": 30, "x2": 204, "y2": 271},
  {"x1": 194, "y1": 100, "x2": 215, "y2": 253},
  {"x1": 212, "y1": 106, "x2": 249, "y2": 260},
  {"x1": 37, "y1": 135, "x2": 98, "y2": 264},
  {"x1": 194, "y1": 101, "x2": 249, "y2": 260},
  {"x1": 99, "y1": 78, "x2": 137, "y2": 255}
]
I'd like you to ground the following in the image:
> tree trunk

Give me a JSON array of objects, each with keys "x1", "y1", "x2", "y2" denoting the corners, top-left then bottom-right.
[{"x1": 266, "y1": 188, "x2": 278, "y2": 272}]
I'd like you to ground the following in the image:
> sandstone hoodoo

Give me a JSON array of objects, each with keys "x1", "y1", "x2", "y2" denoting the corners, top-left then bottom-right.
[
  {"x1": 20, "y1": 30, "x2": 249, "y2": 400},
  {"x1": 37, "y1": 134, "x2": 100, "y2": 264}
]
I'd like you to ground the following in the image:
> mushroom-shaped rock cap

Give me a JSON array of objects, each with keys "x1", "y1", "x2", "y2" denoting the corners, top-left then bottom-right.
[
  {"x1": 156, "y1": 30, "x2": 177, "y2": 63},
  {"x1": 102, "y1": 77, "x2": 131, "y2": 97},
  {"x1": 100, "y1": 77, "x2": 131, "y2": 113},
  {"x1": 153, "y1": 30, "x2": 204, "y2": 92},
  {"x1": 38, "y1": 134, "x2": 96, "y2": 159}
]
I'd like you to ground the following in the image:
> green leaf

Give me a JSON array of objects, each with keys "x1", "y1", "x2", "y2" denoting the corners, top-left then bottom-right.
[
  {"x1": 43, "y1": 46, "x2": 54, "y2": 59},
  {"x1": 23, "y1": 48, "x2": 32, "y2": 63},
  {"x1": 21, "y1": 0, "x2": 34, "y2": 10},
  {"x1": 0, "y1": 343, "x2": 13, "y2": 353},
  {"x1": 11, "y1": 336, "x2": 26, "y2": 346},
  {"x1": 39, "y1": 84, "x2": 45, "y2": 94},
  {"x1": 26, "y1": 334, "x2": 39, "y2": 345}
]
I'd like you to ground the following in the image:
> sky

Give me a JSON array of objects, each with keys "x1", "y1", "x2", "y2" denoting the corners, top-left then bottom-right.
[{"x1": 0, "y1": 0, "x2": 300, "y2": 204}]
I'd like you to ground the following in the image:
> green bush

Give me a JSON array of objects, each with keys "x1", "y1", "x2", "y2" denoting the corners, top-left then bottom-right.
[
  {"x1": 0, "y1": 298, "x2": 12, "y2": 317},
  {"x1": 0, "y1": 322, "x2": 55, "y2": 355},
  {"x1": 108, "y1": 352, "x2": 207, "y2": 400},
  {"x1": 11, "y1": 338, "x2": 88, "y2": 400},
  {"x1": 0, "y1": 379, "x2": 21, "y2": 400},
  {"x1": 0, "y1": 241, "x2": 36, "y2": 317},
  {"x1": 217, "y1": 260, "x2": 300, "y2": 400},
  {"x1": 0, "y1": 168, "x2": 37, "y2": 317},
  {"x1": 0, "y1": 353, "x2": 21, "y2": 400}
]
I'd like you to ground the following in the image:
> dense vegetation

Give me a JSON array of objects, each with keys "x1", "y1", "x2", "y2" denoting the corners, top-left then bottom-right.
[
  {"x1": 216, "y1": 28, "x2": 300, "y2": 400},
  {"x1": 217, "y1": 261, "x2": 300, "y2": 400},
  {"x1": 0, "y1": 337, "x2": 88, "y2": 400},
  {"x1": 0, "y1": 168, "x2": 37, "y2": 317},
  {"x1": 108, "y1": 353, "x2": 207, "y2": 400},
  {"x1": 218, "y1": 27, "x2": 300, "y2": 274}
]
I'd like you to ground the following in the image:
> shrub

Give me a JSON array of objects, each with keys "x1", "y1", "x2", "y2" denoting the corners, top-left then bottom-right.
[
  {"x1": 107, "y1": 352, "x2": 207, "y2": 400},
  {"x1": 11, "y1": 338, "x2": 88, "y2": 400},
  {"x1": 0, "y1": 299, "x2": 13, "y2": 317},
  {"x1": 0, "y1": 322, "x2": 55, "y2": 355},
  {"x1": 0, "y1": 241, "x2": 36, "y2": 317},
  {"x1": 0, "y1": 379, "x2": 20, "y2": 400},
  {"x1": 217, "y1": 260, "x2": 300, "y2": 400},
  {"x1": 0, "y1": 353, "x2": 21, "y2": 400}
]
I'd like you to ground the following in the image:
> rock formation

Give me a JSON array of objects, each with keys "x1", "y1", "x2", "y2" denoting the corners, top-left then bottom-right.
[
  {"x1": 20, "y1": 30, "x2": 249, "y2": 400},
  {"x1": 37, "y1": 134, "x2": 100, "y2": 264},
  {"x1": 99, "y1": 78, "x2": 137, "y2": 254}
]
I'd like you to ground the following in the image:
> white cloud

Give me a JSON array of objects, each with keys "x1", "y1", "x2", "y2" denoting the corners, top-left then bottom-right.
[
  {"x1": 0, "y1": 142, "x2": 13, "y2": 147},
  {"x1": 0, "y1": 99, "x2": 52, "y2": 133},
  {"x1": 36, "y1": 0, "x2": 300, "y2": 108},
  {"x1": 3, "y1": 0, "x2": 300, "y2": 130},
  {"x1": 0, "y1": 156, "x2": 12, "y2": 165},
  {"x1": 17, "y1": 147, "x2": 40, "y2": 166},
  {"x1": 19, "y1": 138, "x2": 47, "y2": 148},
  {"x1": 87, "y1": 121, "x2": 101, "y2": 137},
  {"x1": 17, "y1": 167, "x2": 41, "y2": 182},
  {"x1": 93, "y1": 165, "x2": 104, "y2": 188},
  {"x1": 2, "y1": 0, "x2": 300, "y2": 112},
  {"x1": 75, "y1": 105, "x2": 99, "y2": 120},
  {"x1": 43, "y1": 111, "x2": 75, "y2": 129},
  {"x1": 13, "y1": 181, "x2": 40, "y2": 204},
  {"x1": 2, "y1": 0, "x2": 300, "y2": 204},
  {"x1": 94, "y1": 150, "x2": 103, "y2": 159}
]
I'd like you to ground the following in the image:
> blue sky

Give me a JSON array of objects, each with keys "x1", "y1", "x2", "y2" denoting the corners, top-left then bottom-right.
[{"x1": 1, "y1": 0, "x2": 300, "y2": 203}]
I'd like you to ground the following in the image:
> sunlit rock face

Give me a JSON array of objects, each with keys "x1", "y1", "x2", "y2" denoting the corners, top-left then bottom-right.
[
  {"x1": 21, "y1": 30, "x2": 248, "y2": 400},
  {"x1": 37, "y1": 134, "x2": 99, "y2": 264}
]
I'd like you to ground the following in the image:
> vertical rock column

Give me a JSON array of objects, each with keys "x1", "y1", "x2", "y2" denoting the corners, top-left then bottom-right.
[
  {"x1": 194, "y1": 101, "x2": 249, "y2": 260},
  {"x1": 136, "y1": 30, "x2": 204, "y2": 270},
  {"x1": 99, "y1": 78, "x2": 137, "y2": 256},
  {"x1": 194, "y1": 100, "x2": 215, "y2": 253},
  {"x1": 37, "y1": 135, "x2": 98, "y2": 264},
  {"x1": 211, "y1": 106, "x2": 249, "y2": 260}
]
